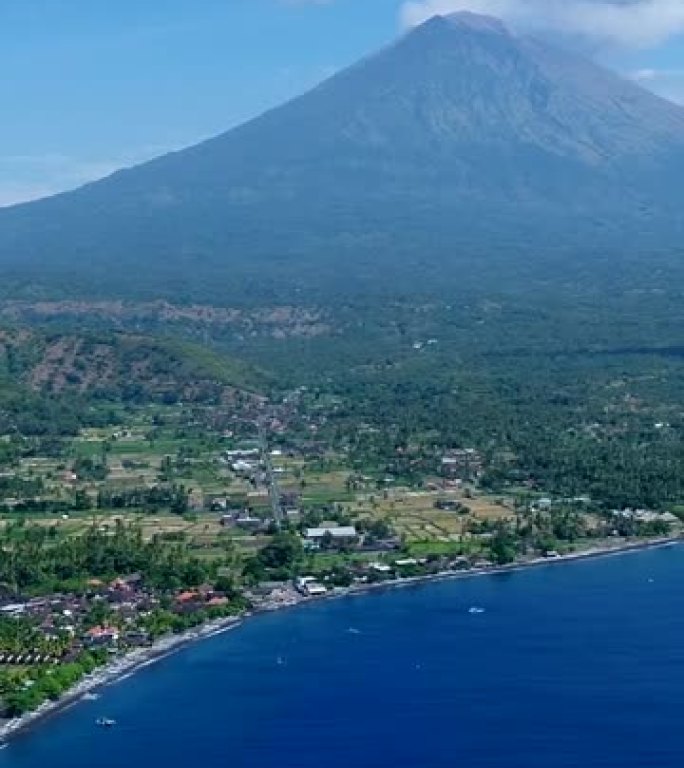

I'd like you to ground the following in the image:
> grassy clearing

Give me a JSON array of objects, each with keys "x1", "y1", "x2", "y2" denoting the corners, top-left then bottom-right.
[{"x1": 351, "y1": 488, "x2": 514, "y2": 543}]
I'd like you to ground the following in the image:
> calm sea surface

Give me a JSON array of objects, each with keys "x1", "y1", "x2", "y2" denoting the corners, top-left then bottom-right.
[{"x1": 2, "y1": 545, "x2": 683, "y2": 768}]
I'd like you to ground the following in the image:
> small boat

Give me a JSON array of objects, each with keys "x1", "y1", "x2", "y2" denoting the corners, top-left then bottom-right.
[
  {"x1": 96, "y1": 718, "x2": 117, "y2": 728},
  {"x1": 468, "y1": 606, "x2": 485, "y2": 615},
  {"x1": 83, "y1": 692, "x2": 100, "y2": 701}
]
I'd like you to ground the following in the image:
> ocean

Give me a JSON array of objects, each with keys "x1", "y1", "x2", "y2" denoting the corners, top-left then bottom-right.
[{"x1": 2, "y1": 545, "x2": 683, "y2": 767}]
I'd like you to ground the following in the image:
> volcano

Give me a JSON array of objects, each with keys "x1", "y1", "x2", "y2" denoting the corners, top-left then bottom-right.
[{"x1": 1, "y1": 12, "x2": 683, "y2": 299}]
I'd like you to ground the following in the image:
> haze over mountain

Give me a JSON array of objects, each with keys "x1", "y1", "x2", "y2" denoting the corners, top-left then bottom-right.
[{"x1": 1, "y1": 11, "x2": 683, "y2": 300}]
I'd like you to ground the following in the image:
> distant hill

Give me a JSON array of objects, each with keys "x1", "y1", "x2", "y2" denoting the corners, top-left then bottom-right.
[
  {"x1": 0, "y1": 12, "x2": 683, "y2": 301},
  {"x1": 0, "y1": 329, "x2": 266, "y2": 434}
]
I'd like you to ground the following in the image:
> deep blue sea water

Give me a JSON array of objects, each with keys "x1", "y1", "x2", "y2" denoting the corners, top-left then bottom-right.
[{"x1": 2, "y1": 545, "x2": 683, "y2": 768}]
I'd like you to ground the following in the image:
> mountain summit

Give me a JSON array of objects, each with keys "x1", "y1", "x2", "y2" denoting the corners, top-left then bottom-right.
[
  {"x1": 1, "y1": 14, "x2": 683, "y2": 298},
  {"x1": 442, "y1": 11, "x2": 510, "y2": 34}
]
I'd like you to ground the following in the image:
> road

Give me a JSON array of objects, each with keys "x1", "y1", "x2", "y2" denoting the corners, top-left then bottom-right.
[{"x1": 257, "y1": 417, "x2": 283, "y2": 529}]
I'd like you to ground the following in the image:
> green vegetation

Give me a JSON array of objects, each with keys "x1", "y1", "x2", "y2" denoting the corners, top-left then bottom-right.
[
  {"x1": 1, "y1": 650, "x2": 107, "y2": 717},
  {"x1": 0, "y1": 289, "x2": 680, "y2": 722},
  {"x1": 243, "y1": 533, "x2": 305, "y2": 583},
  {"x1": 0, "y1": 327, "x2": 266, "y2": 435},
  {"x1": 0, "y1": 520, "x2": 230, "y2": 595}
]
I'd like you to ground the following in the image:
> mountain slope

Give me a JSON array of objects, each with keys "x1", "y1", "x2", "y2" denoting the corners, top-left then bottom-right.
[
  {"x1": 0, "y1": 329, "x2": 266, "y2": 400},
  {"x1": 1, "y1": 12, "x2": 683, "y2": 300}
]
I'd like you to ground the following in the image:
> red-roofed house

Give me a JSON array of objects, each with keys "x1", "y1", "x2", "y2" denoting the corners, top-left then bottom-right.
[
  {"x1": 85, "y1": 625, "x2": 120, "y2": 647},
  {"x1": 176, "y1": 591, "x2": 200, "y2": 604},
  {"x1": 207, "y1": 597, "x2": 229, "y2": 607}
]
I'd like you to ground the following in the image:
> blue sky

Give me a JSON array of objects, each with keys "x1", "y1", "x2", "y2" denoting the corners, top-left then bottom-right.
[{"x1": 1, "y1": 0, "x2": 683, "y2": 205}]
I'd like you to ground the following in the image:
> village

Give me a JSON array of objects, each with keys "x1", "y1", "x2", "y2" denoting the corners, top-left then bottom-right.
[{"x1": 0, "y1": 393, "x2": 680, "y2": 719}]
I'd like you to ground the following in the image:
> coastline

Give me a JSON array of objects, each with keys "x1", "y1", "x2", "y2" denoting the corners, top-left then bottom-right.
[
  {"x1": 0, "y1": 616, "x2": 243, "y2": 744},
  {"x1": 0, "y1": 534, "x2": 679, "y2": 745},
  {"x1": 341, "y1": 535, "x2": 682, "y2": 599}
]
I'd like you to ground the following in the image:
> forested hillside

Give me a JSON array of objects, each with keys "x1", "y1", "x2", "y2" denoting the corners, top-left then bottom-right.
[
  {"x1": 0, "y1": 12, "x2": 679, "y2": 507},
  {"x1": 0, "y1": 328, "x2": 265, "y2": 434}
]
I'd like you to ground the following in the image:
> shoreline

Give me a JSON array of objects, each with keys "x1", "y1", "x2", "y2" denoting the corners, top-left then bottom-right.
[
  {"x1": 0, "y1": 616, "x2": 244, "y2": 744},
  {"x1": 342, "y1": 535, "x2": 682, "y2": 599},
  {"x1": 0, "y1": 534, "x2": 679, "y2": 745}
]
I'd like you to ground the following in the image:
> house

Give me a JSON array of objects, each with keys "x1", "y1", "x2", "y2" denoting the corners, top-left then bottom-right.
[
  {"x1": 248, "y1": 581, "x2": 290, "y2": 598},
  {"x1": 220, "y1": 509, "x2": 248, "y2": 527},
  {"x1": 434, "y1": 499, "x2": 466, "y2": 512},
  {"x1": 176, "y1": 591, "x2": 200, "y2": 604},
  {"x1": 121, "y1": 573, "x2": 143, "y2": 588},
  {"x1": 304, "y1": 526, "x2": 358, "y2": 549},
  {"x1": 124, "y1": 630, "x2": 152, "y2": 647},
  {"x1": 234, "y1": 514, "x2": 265, "y2": 532},
  {"x1": 305, "y1": 526, "x2": 357, "y2": 542},
  {"x1": 614, "y1": 509, "x2": 679, "y2": 525},
  {"x1": 109, "y1": 577, "x2": 133, "y2": 593},
  {"x1": 209, "y1": 497, "x2": 229, "y2": 511},
  {"x1": 295, "y1": 577, "x2": 327, "y2": 597},
  {"x1": 360, "y1": 536, "x2": 401, "y2": 553},
  {"x1": 224, "y1": 448, "x2": 260, "y2": 461},
  {"x1": 85, "y1": 626, "x2": 120, "y2": 647},
  {"x1": 441, "y1": 449, "x2": 483, "y2": 480},
  {"x1": 369, "y1": 563, "x2": 392, "y2": 573},
  {"x1": 232, "y1": 460, "x2": 257, "y2": 474},
  {"x1": 304, "y1": 583, "x2": 327, "y2": 597},
  {"x1": 207, "y1": 596, "x2": 229, "y2": 607},
  {"x1": 209, "y1": 496, "x2": 245, "y2": 513}
]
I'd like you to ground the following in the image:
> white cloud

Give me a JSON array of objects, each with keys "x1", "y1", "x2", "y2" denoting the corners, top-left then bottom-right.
[
  {"x1": 631, "y1": 67, "x2": 684, "y2": 102},
  {"x1": 400, "y1": 0, "x2": 684, "y2": 48}
]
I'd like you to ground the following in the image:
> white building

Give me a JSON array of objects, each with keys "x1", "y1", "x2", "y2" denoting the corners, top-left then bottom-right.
[{"x1": 305, "y1": 526, "x2": 358, "y2": 543}]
